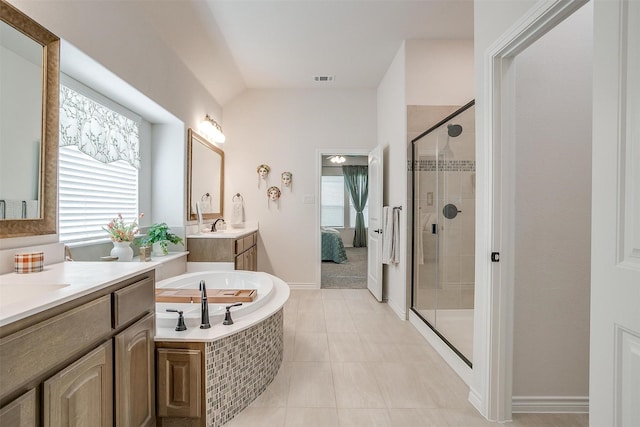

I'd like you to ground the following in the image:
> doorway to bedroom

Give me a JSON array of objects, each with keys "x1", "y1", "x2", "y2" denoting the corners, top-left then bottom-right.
[{"x1": 320, "y1": 154, "x2": 369, "y2": 289}]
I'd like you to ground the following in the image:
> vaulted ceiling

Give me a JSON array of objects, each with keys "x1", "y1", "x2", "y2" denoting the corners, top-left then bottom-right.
[{"x1": 141, "y1": 0, "x2": 474, "y2": 106}]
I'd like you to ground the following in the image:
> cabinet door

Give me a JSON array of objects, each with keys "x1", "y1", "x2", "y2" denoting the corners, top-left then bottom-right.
[
  {"x1": 0, "y1": 389, "x2": 37, "y2": 426},
  {"x1": 115, "y1": 313, "x2": 155, "y2": 427},
  {"x1": 43, "y1": 341, "x2": 113, "y2": 427},
  {"x1": 250, "y1": 246, "x2": 258, "y2": 271},
  {"x1": 234, "y1": 253, "x2": 244, "y2": 270},
  {"x1": 157, "y1": 348, "x2": 201, "y2": 418}
]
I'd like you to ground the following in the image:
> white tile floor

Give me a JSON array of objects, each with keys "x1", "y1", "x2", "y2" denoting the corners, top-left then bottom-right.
[{"x1": 224, "y1": 289, "x2": 589, "y2": 427}]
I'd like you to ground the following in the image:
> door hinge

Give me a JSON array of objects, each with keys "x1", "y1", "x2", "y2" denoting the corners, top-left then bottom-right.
[{"x1": 491, "y1": 252, "x2": 500, "y2": 262}]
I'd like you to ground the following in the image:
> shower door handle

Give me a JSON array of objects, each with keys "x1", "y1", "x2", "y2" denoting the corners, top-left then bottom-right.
[{"x1": 431, "y1": 224, "x2": 438, "y2": 234}]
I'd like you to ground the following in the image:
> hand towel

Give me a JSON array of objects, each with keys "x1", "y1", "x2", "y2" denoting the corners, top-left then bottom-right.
[
  {"x1": 230, "y1": 194, "x2": 243, "y2": 226},
  {"x1": 25, "y1": 200, "x2": 39, "y2": 219},
  {"x1": 382, "y1": 207, "x2": 400, "y2": 265},
  {"x1": 3, "y1": 200, "x2": 22, "y2": 219}
]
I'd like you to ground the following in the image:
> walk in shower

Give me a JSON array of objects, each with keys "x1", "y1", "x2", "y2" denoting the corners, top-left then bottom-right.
[{"x1": 410, "y1": 101, "x2": 475, "y2": 366}]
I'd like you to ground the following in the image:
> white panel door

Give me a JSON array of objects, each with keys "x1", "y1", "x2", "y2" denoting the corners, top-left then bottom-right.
[
  {"x1": 367, "y1": 146, "x2": 384, "y2": 301},
  {"x1": 590, "y1": 1, "x2": 640, "y2": 426}
]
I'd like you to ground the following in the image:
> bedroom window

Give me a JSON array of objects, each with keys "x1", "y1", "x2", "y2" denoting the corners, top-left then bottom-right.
[
  {"x1": 321, "y1": 175, "x2": 369, "y2": 228},
  {"x1": 321, "y1": 176, "x2": 345, "y2": 227},
  {"x1": 58, "y1": 77, "x2": 143, "y2": 244}
]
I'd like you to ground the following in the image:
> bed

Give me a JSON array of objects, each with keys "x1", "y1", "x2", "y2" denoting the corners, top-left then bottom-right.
[{"x1": 321, "y1": 228, "x2": 348, "y2": 263}]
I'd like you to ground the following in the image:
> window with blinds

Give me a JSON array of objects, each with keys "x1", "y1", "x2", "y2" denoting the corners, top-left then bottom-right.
[
  {"x1": 59, "y1": 146, "x2": 138, "y2": 243},
  {"x1": 58, "y1": 80, "x2": 140, "y2": 244}
]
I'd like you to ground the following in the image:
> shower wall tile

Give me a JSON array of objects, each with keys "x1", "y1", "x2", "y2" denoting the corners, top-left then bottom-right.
[
  {"x1": 460, "y1": 256, "x2": 475, "y2": 284},
  {"x1": 409, "y1": 159, "x2": 477, "y2": 172},
  {"x1": 460, "y1": 172, "x2": 475, "y2": 197}
]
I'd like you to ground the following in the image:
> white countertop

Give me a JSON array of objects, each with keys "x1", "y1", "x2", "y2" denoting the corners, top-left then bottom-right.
[
  {"x1": 154, "y1": 273, "x2": 289, "y2": 343},
  {"x1": 187, "y1": 224, "x2": 258, "y2": 239},
  {"x1": 0, "y1": 253, "x2": 187, "y2": 327}
]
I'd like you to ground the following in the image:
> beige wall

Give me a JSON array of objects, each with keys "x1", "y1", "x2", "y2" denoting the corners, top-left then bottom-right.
[
  {"x1": 512, "y1": 3, "x2": 592, "y2": 398},
  {"x1": 222, "y1": 89, "x2": 377, "y2": 285}
]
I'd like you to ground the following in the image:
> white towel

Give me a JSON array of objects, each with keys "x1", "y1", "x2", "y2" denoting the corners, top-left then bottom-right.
[
  {"x1": 230, "y1": 197, "x2": 243, "y2": 226},
  {"x1": 3, "y1": 200, "x2": 23, "y2": 219},
  {"x1": 25, "y1": 200, "x2": 39, "y2": 219},
  {"x1": 382, "y1": 206, "x2": 401, "y2": 265}
]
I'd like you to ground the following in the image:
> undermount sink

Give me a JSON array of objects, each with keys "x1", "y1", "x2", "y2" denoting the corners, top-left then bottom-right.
[{"x1": 0, "y1": 283, "x2": 71, "y2": 307}]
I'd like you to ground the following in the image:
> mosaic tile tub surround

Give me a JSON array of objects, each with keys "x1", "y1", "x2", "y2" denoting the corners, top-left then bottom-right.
[{"x1": 206, "y1": 308, "x2": 284, "y2": 426}]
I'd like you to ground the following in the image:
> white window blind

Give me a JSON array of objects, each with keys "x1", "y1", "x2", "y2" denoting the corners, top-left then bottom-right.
[
  {"x1": 321, "y1": 176, "x2": 345, "y2": 227},
  {"x1": 58, "y1": 79, "x2": 140, "y2": 244},
  {"x1": 59, "y1": 146, "x2": 138, "y2": 243}
]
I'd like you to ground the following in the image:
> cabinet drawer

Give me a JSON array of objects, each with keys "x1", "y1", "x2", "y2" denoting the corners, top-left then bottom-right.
[
  {"x1": 113, "y1": 277, "x2": 154, "y2": 329},
  {"x1": 235, "y1": 238, "x2": 244, "y2": 255},
  {"x1": 0, "y1": 295, "x2": 111, "y2": 401},
  {"x1": 243, "y1": 234, "x2": 255, "y2": 250}
]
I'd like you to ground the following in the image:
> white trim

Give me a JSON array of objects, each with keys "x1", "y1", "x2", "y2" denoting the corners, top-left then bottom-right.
[
  {"x1": 512, "y1": 396, "x2": 589, "y2": 414},
  {"x1": 476, "y1": 0, "x2": 589, "y2": 422},
  {"x1": 315, "y1": 148, "x2": 371, "y2": 289},
  {"x1": 387, "y1": 298, "x2": 406, "y2": 320},
  {"x1": 409, "y1": 310, "x2": 472, "y2": 385}
]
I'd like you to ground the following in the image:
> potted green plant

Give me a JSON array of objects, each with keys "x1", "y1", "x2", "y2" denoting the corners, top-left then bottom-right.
[{"x1": 141, "y1": 223, "x2": 184, "y2": 256}]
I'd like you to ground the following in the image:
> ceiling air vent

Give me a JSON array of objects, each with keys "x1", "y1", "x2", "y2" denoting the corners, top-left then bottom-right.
[{"x1": 314, "y1": 75, "x2": 334, "y2": 82}]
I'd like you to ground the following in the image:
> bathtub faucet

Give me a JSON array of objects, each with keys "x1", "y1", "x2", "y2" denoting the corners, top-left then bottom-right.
[
  {"x1": 211, "y1": 218, "x2": 225, "y2": 232},
  {"x1": 199, "y1": 280, "x2": 211, "y2": 329}
]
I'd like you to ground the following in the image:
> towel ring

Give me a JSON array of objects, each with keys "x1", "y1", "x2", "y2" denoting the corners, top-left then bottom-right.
[{"x1": 232, "y1": 193, "x2": 243, "y2": 203}]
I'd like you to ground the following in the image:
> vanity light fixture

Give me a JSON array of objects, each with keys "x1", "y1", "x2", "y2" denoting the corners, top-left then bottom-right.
[
  {"x1": 199, "y1": 114, "x2": 226, "y2": 143},
  {"x1": 329, "y1": 155, "x2": 346, "y2": 164}
]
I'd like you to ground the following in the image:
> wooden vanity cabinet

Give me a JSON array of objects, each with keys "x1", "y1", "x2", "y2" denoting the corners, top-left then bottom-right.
[
  {"x1": 187, "y1": 231, "x2": 258, "y2": 271},
  {"x1": 0, "y1": 389, "x2": 37, "y2": 426},
  {"x1": 0, "y1": 271, "x2": 156, "y2": 427},
  {"x1": 43, "y1": 341, "x2": 113, "y2": 427},
  {"x1": 156, "y1": 342, "x2": 206, "y2": 427},
  {"x1": 115, "y1": 313, "x2": 155, "y2": 427}
]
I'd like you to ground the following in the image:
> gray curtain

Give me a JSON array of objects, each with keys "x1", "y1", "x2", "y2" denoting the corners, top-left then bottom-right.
[{"x1": 342, "y1": 165, "x2": 368, "y2": 247}]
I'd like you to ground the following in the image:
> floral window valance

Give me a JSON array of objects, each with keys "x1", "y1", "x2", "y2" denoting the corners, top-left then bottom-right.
[{"x1": 59, "y1": 85, "x2": 140, "y2": 169}]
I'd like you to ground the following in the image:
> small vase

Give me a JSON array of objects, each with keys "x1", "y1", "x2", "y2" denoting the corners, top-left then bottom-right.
[
  {"x1": 111, "y1": 241, "x2": 134, "y2": 262},
  {"x1": 152, "y1": 242, "x2": 166, "y2": 257}
]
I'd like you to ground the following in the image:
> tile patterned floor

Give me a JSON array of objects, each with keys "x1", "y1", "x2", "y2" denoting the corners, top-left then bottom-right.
[{"x1": 224, "y1": 289, "x2": 589, "y2": 427}]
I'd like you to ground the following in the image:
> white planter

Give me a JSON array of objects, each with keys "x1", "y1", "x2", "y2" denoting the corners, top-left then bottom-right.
[{"x1": 111, "y1": 241, "x2": 134, "y2": 262}]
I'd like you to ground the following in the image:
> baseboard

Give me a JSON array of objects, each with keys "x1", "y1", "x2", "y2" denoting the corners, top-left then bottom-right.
[
  {"x1": 468, "y1": 387, "x2": 485, "y2": 417},
  {"x1": 409, "y1": 311, "x2": 472, "y2": 386},
  {"x1": 511, "y1": 396, "x2": 589, "y2": 413},
  {"x1": 287, "y1": 282, "x2": 320, "y2": 290},
  {"x1": 387, "y1": 298, "x2": 406, "y2": 320}
]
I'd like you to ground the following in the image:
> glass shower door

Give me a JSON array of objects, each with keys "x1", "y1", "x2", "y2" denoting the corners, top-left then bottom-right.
[{"x1": 411, "y1": 102, "x2": 475, "y2": 366}]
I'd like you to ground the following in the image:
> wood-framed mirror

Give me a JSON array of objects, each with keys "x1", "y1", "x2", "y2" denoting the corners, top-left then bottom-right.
[
  {"x1": 0, "y1": 1, "x2": 59, "y2": 238},
  {"x1": 187, "y1": 129, "x2": 224, "y2": 222}
]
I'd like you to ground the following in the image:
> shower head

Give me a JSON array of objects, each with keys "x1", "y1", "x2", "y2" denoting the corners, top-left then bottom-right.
[{"x1": 447, "y1": 124, "x2": 463, "y2": 138}]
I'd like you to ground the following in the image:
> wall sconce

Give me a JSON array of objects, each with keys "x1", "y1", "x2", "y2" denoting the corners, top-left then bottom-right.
[
  {"x1": 199, "y1": 114, "x2": 226, "y2": 143},
  {"x1": 329, "y1": 155, "x2": 346, "y2": 164}
]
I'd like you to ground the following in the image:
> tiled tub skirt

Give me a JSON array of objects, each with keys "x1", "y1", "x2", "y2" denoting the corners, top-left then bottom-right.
[
  {"x1": 160, "y1": 308, "x2": 284, "y2": 427},
  {"x1": 206, "y1": 309, "x2": 284, "y2": 426}
]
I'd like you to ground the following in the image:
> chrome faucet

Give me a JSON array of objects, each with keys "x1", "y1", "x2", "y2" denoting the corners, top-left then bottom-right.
[
  {"x1": 211, "y1": 218, "x2": 225, "y2": 232},
  {"x1": 199, "y1": 280, "x2": 211, "y2": 329}
]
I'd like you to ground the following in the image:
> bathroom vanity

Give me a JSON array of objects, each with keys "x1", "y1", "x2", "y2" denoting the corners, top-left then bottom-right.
[
  {"x1": 0, "y1": 263, "x2": 158, "y2": 426},
  {"x1": 186, "y1": 227, "x2": 258, "y2": 271}
]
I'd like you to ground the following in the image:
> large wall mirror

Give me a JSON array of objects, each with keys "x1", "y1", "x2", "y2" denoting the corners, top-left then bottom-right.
[
  {"x1": 187, "y1": 129, "x2": 224, "y2": 221},
  {"x1": 0, "y1": 1, "x2": 59, "y2": 238}
]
